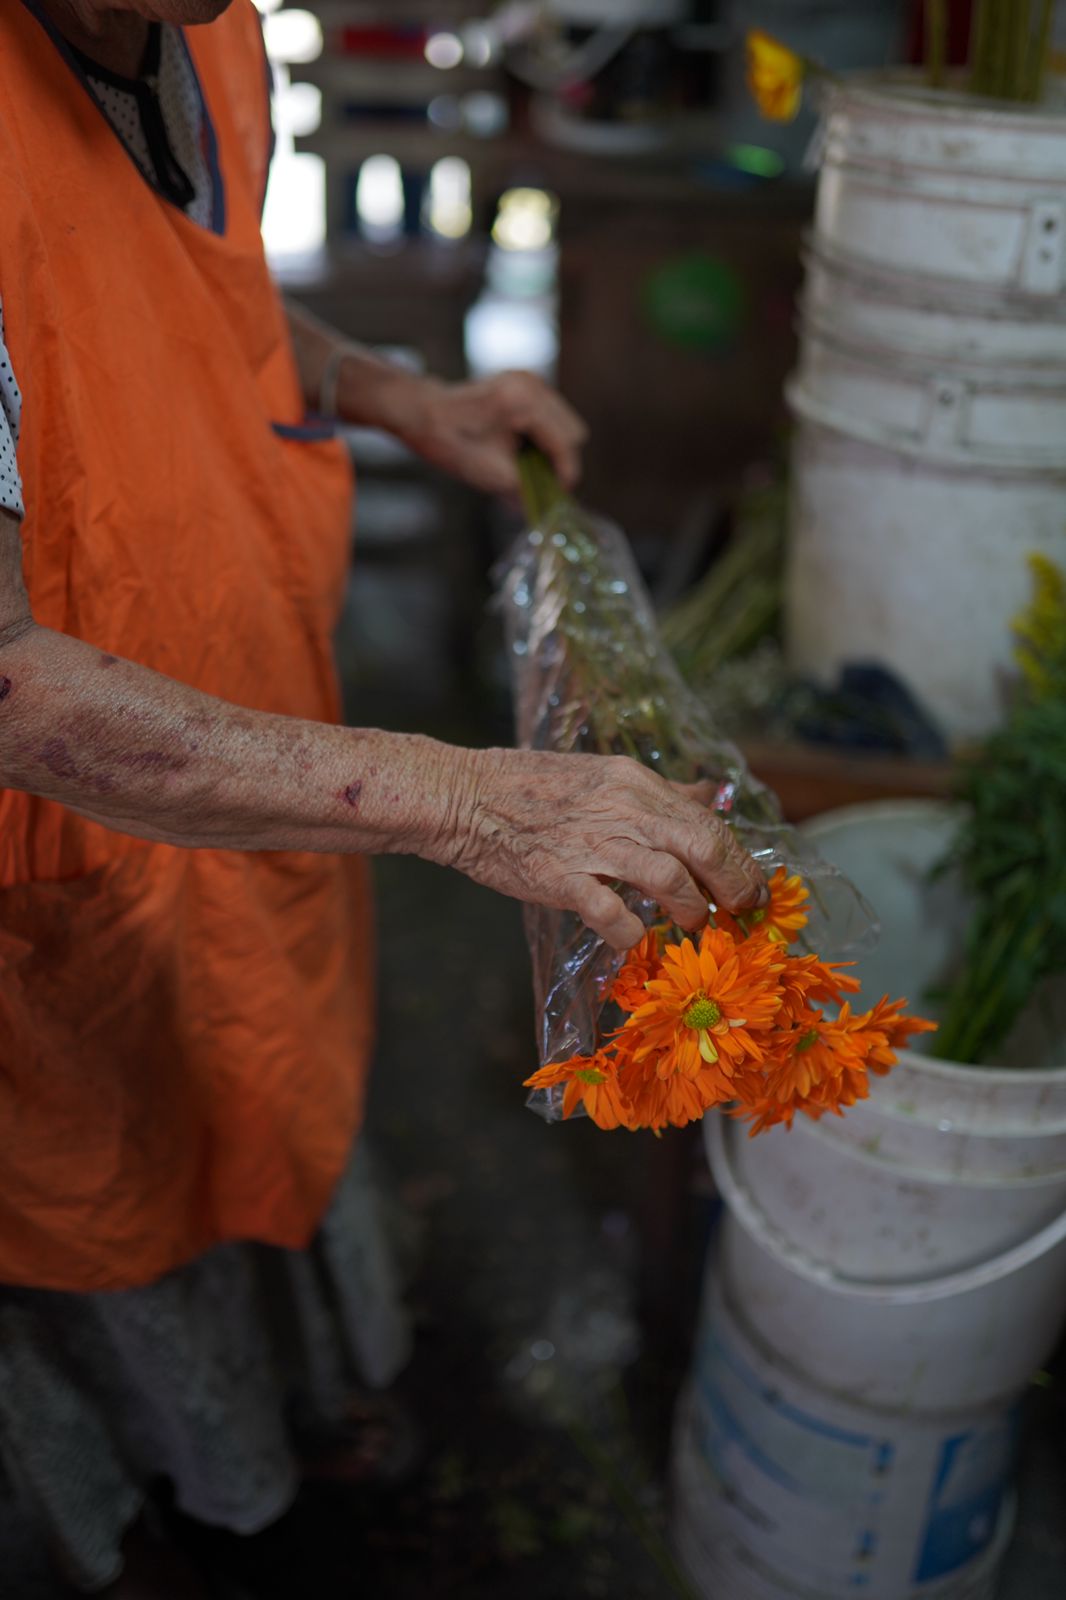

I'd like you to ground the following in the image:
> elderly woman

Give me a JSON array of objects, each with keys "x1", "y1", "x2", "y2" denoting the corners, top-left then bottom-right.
[{"x1": 0, "y1": 0, "x2": 766, "y2": 1592}]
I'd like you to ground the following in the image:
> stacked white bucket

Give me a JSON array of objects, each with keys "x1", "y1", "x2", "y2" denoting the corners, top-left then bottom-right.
[
  {"x1": 672, "y1": 802, "x2": 1066, "y2": 1600},
  {"x1": 785, "y1": 80, "x2": 1066, "y2": 739}
]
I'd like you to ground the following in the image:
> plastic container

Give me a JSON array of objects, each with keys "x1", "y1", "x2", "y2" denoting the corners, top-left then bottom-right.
[
  {"x1": 789, "y1": 320, "x2": 1066, "y2": 470},
  {"x1": 672, "y1": 1269, "x2": 1020, "y2": 1600},
  {"x1": 670, "y1": 801, "x2": 1066, "y2": 1598},
  {"x1": 785, "y1": 79, "x2": 1066, "y2": 738},
  {"x1": 785, "y1": 417, "x2": 1066, "y2": 738},
  {"x1": 729, "y1": 803, "x2": 1066, "y2": 1280},
  {"x1": 801, "y1": 241, "x2": 1066, "y2": 369},
  {"x1": 814, "y1": 79, "x2": 1066, "y2": 297}
]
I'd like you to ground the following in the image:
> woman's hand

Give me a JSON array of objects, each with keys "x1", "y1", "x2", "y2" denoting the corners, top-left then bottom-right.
[
  {"x1": 283, "y1": 304, "x2": 586, "y2": 493},
  {"x1": 368, "y1": 368, "x2": 588, "y2": 495},
  {"x1": 426, "y1": 747, "x2": 769, "y2": 950}
]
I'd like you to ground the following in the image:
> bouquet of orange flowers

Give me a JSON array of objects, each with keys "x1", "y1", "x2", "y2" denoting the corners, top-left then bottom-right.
[{"x1": 499, "y1": 451, "x2": 933, "y2": 1135}]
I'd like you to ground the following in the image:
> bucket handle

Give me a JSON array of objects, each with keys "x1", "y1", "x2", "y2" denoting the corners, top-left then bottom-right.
[
  {"x1": 1018, "y1": 200, "x2": 1065, "y2": 296},
  {"x1": 708, "y1": 1115, "x2": 1066, "y2": 1305}
]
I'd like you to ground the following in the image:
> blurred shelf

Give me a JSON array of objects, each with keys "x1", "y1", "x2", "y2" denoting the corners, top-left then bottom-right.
[
  {"x1": 286, "y1": 1, "x2": 489, "y2": 20},
  {"x1": 740, "y1": 739, "x2": 956, "y2": 825},
  {"x1": 295, "y1": 57, "x2": 493, "y2": 100}
]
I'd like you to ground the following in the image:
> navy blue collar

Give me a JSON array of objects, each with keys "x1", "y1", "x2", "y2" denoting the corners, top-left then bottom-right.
[{"x1": 19, "y1": 0, "x2": 227, "y2": 237}]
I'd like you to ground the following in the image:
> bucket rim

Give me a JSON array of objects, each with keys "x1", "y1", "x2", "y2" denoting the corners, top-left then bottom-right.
[
  {"x1": 796, "y1": 309, "x2": 1066, "y2": 382},
  {"x1": 787, "y1": 379, "x2": 1066, "y2": 472},
  {"x1": 820, "y1": 70, "x2": 1066, "y2": 134},
  {"x1": 801, "y1": 800, "x2": 1066, "y2": 1083},
  {"x1": 779, "y1": 1101, "x2": 1066, "y2": 1186},
  {"x1": 791, "y1": 405, "x2": 1066, "y2": 478},
  {"x1": 801, "y1": 234, "x2": 1066, "y2": 326},
  {"x1": 708, "y1": 1115, "x2": 1066, "y2": 1303}
]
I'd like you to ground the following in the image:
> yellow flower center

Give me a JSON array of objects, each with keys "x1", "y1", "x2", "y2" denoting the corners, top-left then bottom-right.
[
  {"x1": 684, "y1": 997, "x2": 722, "y2": 1030},
  {"x1": 575, "y1": 1067, "x2": 606, "y2": 1085},
  {"x1": 796, "y1": 1028, "x2": 820, "y2": 1052}
]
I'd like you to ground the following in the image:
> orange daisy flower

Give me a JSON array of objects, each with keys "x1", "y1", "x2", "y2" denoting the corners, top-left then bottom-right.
[
  {"x1": 806, "y1": 1058, "x2": 871, "y2": 1116},
  {"x1": 755, "y1": 867, "x2": 810, "y2": 944},
  {"x1": 714, "y1": 866, "x2": 810, "y2": 948},
  {"x1": 860, "y1": 995, "x2": 938, "y2": 1076},
  {"x1": 524, "y1": 1051, "x2": 630, "y2": 1131},
  {"x1": 610, "y1": 927, "x2": 664, "y2": 1013},
  {"x1": 763, "y1": 1004, "x2": 869, "y2": 1101},
  {"x1": 618, "y1": 1044, "x2": 733, "y2": 1131},
  {"x1": 778, "y1": 950, "x2": 861, "y2": 1022},
  {"x1": 621, "y1": 927, "x2": 783, "y2": 1084},
  {"x1": 732, "y1": 1095, "x2": 798, "y2": 1136}
]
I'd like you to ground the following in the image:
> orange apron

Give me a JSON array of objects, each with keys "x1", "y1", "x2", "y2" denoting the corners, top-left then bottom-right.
[{"x1": 0, "y1": 0, "x2": 375, "y2": 1292}]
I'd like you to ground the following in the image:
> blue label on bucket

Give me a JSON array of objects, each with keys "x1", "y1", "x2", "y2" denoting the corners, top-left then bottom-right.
[
  {"x1": 913, "y1": 1413, "x2": 1018, "y2": 1582},
  {"x1": 693, "y1": 1322, "x2": 897, "y2": 1588}
]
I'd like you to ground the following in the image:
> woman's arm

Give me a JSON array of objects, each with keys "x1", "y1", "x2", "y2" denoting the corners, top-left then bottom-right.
[
  {"x1": 0, "y1": 511, "x2": 765, "y2": 947},
  {"x1": 283, "y1": 299, "x2": 587, "y2": 496}
]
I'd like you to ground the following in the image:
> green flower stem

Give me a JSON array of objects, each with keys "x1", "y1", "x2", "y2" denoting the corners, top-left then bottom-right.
[
  {"x1": 517, "y1": 445, "x2": 568, "y2": 530},
  {"x1": 970, "y1": 0, "x2": 991, "y2": 93},
  {"x1": 1009, "y1": 0, "x2": 1032, "y2": 100},
  {"x1": 1029, "y1": 0, "x2": 1055, "y2": 99},
  {"x1": 927, "y1": 0, "x2": 948, "y2": 88}
]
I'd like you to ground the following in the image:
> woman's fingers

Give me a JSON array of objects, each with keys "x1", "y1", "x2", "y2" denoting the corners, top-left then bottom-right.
[
  {"x1": 495, "y1": 372, "x2": 588, "y2": 489},
  {"x1": 571, "y1": 877, "x2": 645, "y2": 950},
  {"x1": 673, "y1": 810, "x2": 768, "y2": 912},
  {"x1": 599, "y1": 844, "x2": 709, "y2": 931}
]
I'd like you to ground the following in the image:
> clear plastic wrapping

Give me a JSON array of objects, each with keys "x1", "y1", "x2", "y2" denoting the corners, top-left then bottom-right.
[{"x1": 496, "y1": 495, "x2": 878, "y2": 1120}]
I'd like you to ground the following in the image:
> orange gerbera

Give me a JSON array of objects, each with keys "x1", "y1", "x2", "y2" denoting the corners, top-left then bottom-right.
[
  {"x1": 617, "y1": 1040, "x2": 733, "y2": 1131},
  {"x1": 524, "y1": 1051, "x2": 630, "y2": 1131},
  {"x1": 610, "y1": 927, "x2": 664, "y2": 1012},
  {"x1": 756, "y1": 867, "x2": 809, "y2": 944},
  {"x1": 763, "y1": 1004, "x2": 869, "y2": 1101},
  {"x1": 746, "y1": 29, "x2": 805, "y2": 122},
  {"x1": 732, "y1": 1094, "x2": 798, "y2": 1136},
  {"x1": 778, "y1": 950, "x2": 861, "y2": 1022},
  {"x1": 714, "y1": 866, "x2": 810, "y2": 947},
  {"x1": 860, "y1": 995, "x2": 938, "y2": 1076},
  {"x1": 621, "y1": 927, "x2": 783, "y2": 1085}
]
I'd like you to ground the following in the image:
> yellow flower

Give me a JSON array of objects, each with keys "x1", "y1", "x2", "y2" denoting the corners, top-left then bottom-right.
[
  {"x1": 1013, "y1": 552, "x2": 1066, "y2": 704},
  {"x1": 746, "y1": 30, "x2": 805, "y2": 123}
]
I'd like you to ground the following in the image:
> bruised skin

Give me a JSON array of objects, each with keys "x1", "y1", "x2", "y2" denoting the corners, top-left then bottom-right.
[{"x1": 0, "y1": 503, "x2": 765, "y2": 947}]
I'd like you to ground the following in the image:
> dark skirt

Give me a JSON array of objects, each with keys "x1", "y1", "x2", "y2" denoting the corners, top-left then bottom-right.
[{"x1": 0, "y1": 1143, "x2": 411, "y2": 1593}]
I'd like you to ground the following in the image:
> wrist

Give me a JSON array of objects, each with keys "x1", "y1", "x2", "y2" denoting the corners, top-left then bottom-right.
[
  {"x1": 358, "y1": 732, "x2": 482, "y2": 863},
  {"x1": 335, "y1": 353, "x2": 433, "y2": 438}
]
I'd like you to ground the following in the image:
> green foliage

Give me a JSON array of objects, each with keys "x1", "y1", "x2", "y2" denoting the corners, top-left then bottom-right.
[{"x1": 934, "y1": 557, "x2": 1066, "y2": 1064}]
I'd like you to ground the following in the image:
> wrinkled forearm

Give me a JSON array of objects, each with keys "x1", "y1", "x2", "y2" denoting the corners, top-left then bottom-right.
[{"x1": 0, "y1": 622, "x2": 475, "y2": 859}]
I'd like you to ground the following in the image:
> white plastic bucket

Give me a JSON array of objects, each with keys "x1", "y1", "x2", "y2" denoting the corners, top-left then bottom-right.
[
  {"x1": 814, "y1": 79, "x2": 1066, "y2": 296},
  {"x1": 729, "y1": 803, "x2": 1066, "y2": 1281},
  {"x1": 672, "y1": 1247, "x2": 1026, "y2": 1600},
  {"x1": 673, "y1": 1395, "x2": 1015, "y2": 1600},
  {"x1": 670, "y1": 1130, "x2": 1066, "y2": 1599},
  {"x1": 670, "y1": 799, "x2": 1066, "y2": 1598},
  {"x1": 801, "y1": 241, "x2": 1066, "y2": 368},
  {"x1": 784, "y1": 417, "x2": 1066, "y2": 738},
  {"x1": 708, "y1": 1118, "x2": 1066, "y2": 1414},
  {"x1": 790, "y1": 323, "x2": 1066, "y2": 469}
]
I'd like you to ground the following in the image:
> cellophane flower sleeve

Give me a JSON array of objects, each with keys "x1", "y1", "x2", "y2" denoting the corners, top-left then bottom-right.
[{"x1": 496, "y1": 457, "x2": 878, "y2": 1121}]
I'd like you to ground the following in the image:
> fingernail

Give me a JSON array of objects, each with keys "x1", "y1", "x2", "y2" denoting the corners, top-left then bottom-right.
[{"x1": 755, "y1": 881, "x2": 771, "y2": 909}]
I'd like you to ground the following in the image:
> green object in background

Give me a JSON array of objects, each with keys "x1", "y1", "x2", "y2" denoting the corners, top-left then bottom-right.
[{"x1": 643, "y1": 253, "x2": 746, "y2": 353}]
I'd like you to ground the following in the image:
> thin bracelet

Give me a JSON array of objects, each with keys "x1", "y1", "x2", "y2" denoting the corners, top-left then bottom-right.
[{"x1": 318, "y1": 345, "x2": 353, "y2": 420}]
